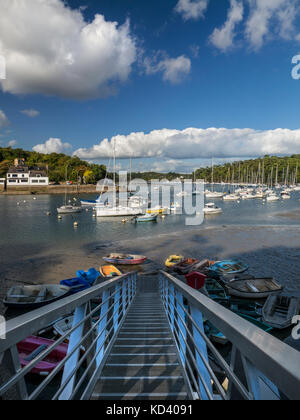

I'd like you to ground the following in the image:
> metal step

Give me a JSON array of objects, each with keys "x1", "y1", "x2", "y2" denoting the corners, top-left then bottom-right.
[{"x1": 90, "y1": 289, "x2": 189, "y2": 400}]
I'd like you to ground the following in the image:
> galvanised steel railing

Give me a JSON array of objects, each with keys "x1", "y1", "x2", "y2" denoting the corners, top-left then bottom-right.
[
  {"x1": 159, "y1": 271, "x2": 300, "y2": 401},
  {"x1": 0, "y1": 272, "x2": 137, "y2": 400}
]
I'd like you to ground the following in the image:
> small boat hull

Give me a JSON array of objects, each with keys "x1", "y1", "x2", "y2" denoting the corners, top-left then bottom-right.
[
  {"x1": 226, "y1": 278, "x2": 283, "y2": 299},
  {"x1": 103, "y1": 254, "x2": 147, "y2": 265},
  {"x1": 100, "y1": 265, "x2": 122, "y2": 278},
  {"x1": 262, "y1": 295, "x2": 300, "y2": 329},
  {"x1": 165, "y1": 255, "x2": 184, "y2": 268},
  {"x1": 209, "y1": 260, "x2": 249, "y2": 277},
  {"x1": 60, "y1": 278, "x2": 90, "y2": 294},
  {"x1": 17, "y1": 336, "x2": 68, "y2": 376},
  {"x1": 3, "y1": 285, "x2": 71, "y2": 310},
  {"x1": 135, "y1": 215, "x2": 158, "y2": 223}
]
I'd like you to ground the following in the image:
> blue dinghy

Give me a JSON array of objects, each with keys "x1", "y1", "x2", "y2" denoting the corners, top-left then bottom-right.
[
  {"x1": 76, "y1": 268, "x2": 100, "y2": 285},
  {"x1": 60, "y1": 277, "x2": 90, "y2": 294},
  {"x1": 209, "y1": 260, "x2": 249, "y2": 277}
]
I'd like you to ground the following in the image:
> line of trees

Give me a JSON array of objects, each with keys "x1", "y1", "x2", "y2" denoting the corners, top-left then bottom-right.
[
  {"x1": 0, "y1": 147, "x2": 107, "y2": 184},
  {"x1": 194, "y1": 155, "x2": 300, "y2": 184}
]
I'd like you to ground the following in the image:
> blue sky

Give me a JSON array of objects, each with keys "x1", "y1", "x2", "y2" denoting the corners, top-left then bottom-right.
[{"x1": 1, "y1": 0, "x2": 300, "y2": 172}]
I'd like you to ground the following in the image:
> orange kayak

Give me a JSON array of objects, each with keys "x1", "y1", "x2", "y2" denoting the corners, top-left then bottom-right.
[{"x1": 100, "y1": 265, "x2": 122, "y2": 278}]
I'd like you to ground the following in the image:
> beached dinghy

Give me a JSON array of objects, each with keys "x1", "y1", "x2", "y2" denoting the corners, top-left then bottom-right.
[
  {"x1": 100, "y1": 265, "x2": 122, "y2": 278},
  {"x1": 103, "y1": 253, "x2": 147, "y2": 265},
  {"x1": 225, "y1": 278, "x2": 283, "y2": 299},
  {"x1": 262, "y1": 294, "x2": 300, "y2": 329},
  {"x1": 60, "y1": 277, "x2": 91, "y2": 294},
  {"x1": 209, "y1": 260, "x2": 249, "y2": 277},
  {"x1": 17, "y1": 336, "x2": 68, "y2": 376},
  {"x1": 76, "y1": 268, "x2": 100, "y2": 286},
  {"x1": 4, "y1": 285, "x2": 70, "y2": 310},
  {"x1": 165, "y1": 255, "x2": 184, "y2": 268},
  {"x1": 173, "y1": 258, "x2": 200, "y2": 275}
]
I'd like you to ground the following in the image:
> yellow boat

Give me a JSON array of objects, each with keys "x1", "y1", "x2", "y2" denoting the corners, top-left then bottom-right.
[
  {"x1": 165, "y1": 255, "x2": 184, "y2": 268},
  {"x1": 147, "y1": 207, "x2": 168, "y2": 215},
  {"x1": 100, "y1": 265, "x2": 122, "y2": 278}
]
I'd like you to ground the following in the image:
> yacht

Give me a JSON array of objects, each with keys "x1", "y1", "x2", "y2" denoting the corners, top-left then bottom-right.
[
  {"x1": 205, "y1": 191, "x2": 224, "y2": 199},
  {"x1": 203, "y1": 203, "x2": 223, "y2": 215},
  {"x1": 266, "y1": 193, "x2": 280, "y2": 202},
  {"x1": 223, "y1": 194, "x2": 240, "y2": 201}
]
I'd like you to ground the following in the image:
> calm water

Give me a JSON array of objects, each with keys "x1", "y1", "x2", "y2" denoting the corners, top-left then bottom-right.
[{"x1": 0, "y1": 188, "x2": 299, "y2": 250}]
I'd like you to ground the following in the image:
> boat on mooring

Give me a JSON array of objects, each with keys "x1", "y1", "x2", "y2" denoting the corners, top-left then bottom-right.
[
  {"x1": 3, "y1": 285, "x2": 71, "y2": 310},
  {"x1": 225, "y1": 278, "x2": 283, "y2": 299},
  {"x1": 103, "y1": 253, "x2": 147, "y2": 265},
  {"x1": 134, "y1": 214, "x2": 158, "y2": 223}
]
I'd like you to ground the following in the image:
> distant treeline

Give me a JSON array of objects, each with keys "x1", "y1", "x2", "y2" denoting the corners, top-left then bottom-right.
[
  {"x1": 0, "y1": 147, "x2": 107, "y2": 184},
  {"x1": 194, "y1": 155, "x2": 300, "y2": 184}
]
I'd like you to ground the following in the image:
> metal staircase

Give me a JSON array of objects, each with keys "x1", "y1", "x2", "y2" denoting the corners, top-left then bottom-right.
[{"x1": 91, "y1": 292, "x2": 189, "y2": 400}]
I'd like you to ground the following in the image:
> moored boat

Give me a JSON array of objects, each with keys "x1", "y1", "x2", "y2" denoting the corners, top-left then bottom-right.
[
  {"x1": 225, "y1": 278, "x2": 283, "y2": 299},
  {"x1": 203, "y1": 203, "x2": 223, "y2": 215},
  {"x1": 100, "y1": 265, "x2": 122, "y2": 278},
  {"x1": 17, "y1": 336, "x2": 68, "y2": 376},
  {"x1": 173, "y1": 258, "x2": 200, "y2": 275},
  {"x1": 135, "y1": 214, "x2": 158, "y2": 223},
  {"x1": 262, "y1": 294, "x2": 300, "y2": 329},
  {"x1": 209, "y1": 260, "x2": 249, "y2": 276},
  {"x1": 103, "y1": 253, "x2": 147, "y2": 265},
  {"x1": 3, "y1": 285, "x2": 71, "y2": 310},
  {"x1": 165, "y1": 255, "x2": 184, "y2": 268}
]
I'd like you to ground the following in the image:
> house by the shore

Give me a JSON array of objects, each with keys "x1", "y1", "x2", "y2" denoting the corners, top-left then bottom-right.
[{"x1": 6, "y1": 158, "x2": 49, "y2": 188}]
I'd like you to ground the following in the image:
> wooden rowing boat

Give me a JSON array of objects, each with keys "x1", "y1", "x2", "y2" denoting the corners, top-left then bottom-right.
[
  {"x1": 165, "y1": 255, "x2": 184, "y2": 268},
  {"x1": 225, "y1": 278, "x2": 283, "y2": 299},
  {"x1": 3, "y1": 285, "x2": 70, "y2": 310},
  {"x1": 173, "y1": 258, "x2": 200, "y2": 275},
  {"x1": 262, "y1": 294, "x2": 300, "y2": 330},
  {"x1": 103, "y1": 253, "x2": 147, "y2": 265},
  {"x1": 209, "y1": 260, "x2": 249, "y2": 277},
  {"x1": 100, "y1": 265, "x2": 122, "y2": 278}
]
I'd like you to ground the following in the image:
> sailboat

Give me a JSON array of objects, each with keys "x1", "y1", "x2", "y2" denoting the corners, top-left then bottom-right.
[
  {"x1": 57, "y1": 166, "x2": 82, "y2": 214},
  {"x1": 96, "y1": 141, "x2": 144, "y2": 217},
  {"x1": 205, "y1": 158, "x2": 224, "y2": 199}
]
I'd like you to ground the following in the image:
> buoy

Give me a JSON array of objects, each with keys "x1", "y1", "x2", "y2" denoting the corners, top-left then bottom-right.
[
  {"x1": 122, "y1": 219, "x2": 127, "y2": 223},
  {"x1": 17, "y1": 202, "x2": 20, "y2": 206},
  {"x1": 23, "y1": 200, "x2": 26, "y2": 203},
  {"x1": 85, "y1": 208, "x2": 89, "y2": 212},
  {"x1": 74, "y1": 221, "x2": 79, "y2": 227},
  {"x1": 58, "y1": 215, "x2": 62, "y2": 220},
  {"x1": 162, "y1": 215, "x2": 166, "y2": 219},
  {"x1": 47, "y1": 212, "x2": 51, "y2": 216}
]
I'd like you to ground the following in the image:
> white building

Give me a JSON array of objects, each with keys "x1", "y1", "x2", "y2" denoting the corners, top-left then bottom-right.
[
  {"x1": 6, "y1": 160, "x2": 49, "y2": 187},
  {"x1": 0, "y1": 178, "x2": 5, "y2": 185}
]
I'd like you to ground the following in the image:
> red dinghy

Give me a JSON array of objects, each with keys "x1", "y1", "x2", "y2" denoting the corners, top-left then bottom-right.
[
  {"x1": 103, "y1": 253, "x2": 147, "y2": 265},
  {"x1": 17, "y1": 336, "x2": 68, "y2": 376}
]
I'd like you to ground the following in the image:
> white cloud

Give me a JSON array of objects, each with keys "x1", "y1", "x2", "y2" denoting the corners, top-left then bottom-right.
[
  {"x1": 0, "y1": 0, "x2": 137, "y2": 99},
  {"x1": 0, "y1": 110, "x2": 9, "y2": 129},
  {"x1": 175, "y1": 0, "x2": 210, "y2": 20},
  {"x1": 246, "y1": 0, "x2": 299, "y2": 50},
  {"x1": 210, "y1": 0, "x2": 244, "y2": 52},
  {"x1": 74, "y1": 127, "x2": 300, "y2": 160},
  {"x1": 33, "y1": 138, "x2": 72, "y2": 154},
  {"x1": 144, "y1": 54, "x2": 191, "y2": 84},
  {"x1": 7, "y1": 140, "x2": 17, "y2": 147},
  {"x1": 21, "y1": 109, "x2": 40, "y2": 118}
]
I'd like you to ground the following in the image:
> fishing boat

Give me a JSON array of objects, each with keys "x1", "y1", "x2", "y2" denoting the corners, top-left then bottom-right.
[
  {"x1": 225, "y1": 278, "x2": 283, "y2": 299},
  {"x1": 209, "y1": 260, "x2": 249, "y2": 276},
  {"x1": 134, "y1": 214, "x2": 158, "y2": 223},
  {"x1": 100, "y1": 265, "x2": 122, "y2": 278},
  {"x1": 165, "y1": 255, "x2": 184, "y2": 268},
  {"x1": 203, "y1": 203, "x2": 223, "y2": 215},
  {"x1": 173, "y1": 258, "x2": 200, "y2": 275},
  {"x1": 17, "y1": 336, "x2": 68, "y2": 376},
  {"x1": 4, "y1": 285, "x2": 70, "y2": 310},
  {"x1": 262, "y1": 294, "x2": 300, "y2": 330},
  {"x1": 103, "y1": 253, "x2": 147, "y2": 265}
]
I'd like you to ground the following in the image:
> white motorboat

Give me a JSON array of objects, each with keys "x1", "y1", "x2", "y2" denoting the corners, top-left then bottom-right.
[
  {"x1": 281, "y1": 191, "x2": 291, "y2": 199},
  {"x1": 223, "y1": 194, "x2": 240, "y2": 201},
  {"x1": 205, "y1": 191, "x2": 224, "y2": 199},
  {"x1": 96, "y1": 205, "x2": 143, "y2": 217},
  {"x1": 266, "y1": 193, "x2": 280, "y2": 202},
  {"x1": 241, "y1": 193, "x2": 257, "y2": 200},
  {"x1": 203, "y1": 203, "x2": 223, "y2": 215},
  {"x1": 57, "y1": 205, "x2": 82, "y2": 214}
]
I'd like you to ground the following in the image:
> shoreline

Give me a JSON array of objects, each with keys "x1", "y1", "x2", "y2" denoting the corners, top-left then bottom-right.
[
  {"x1": 0, "y1": 184, "x2": 98, "y2": 195},
  {"x1": 1, "y1": 224, "x2": 300, "y2": 316}
]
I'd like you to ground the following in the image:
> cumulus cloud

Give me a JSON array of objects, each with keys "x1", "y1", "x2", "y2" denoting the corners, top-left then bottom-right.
[
  {"x1": 175, "y1": 0, "x2": 210, "y2": 20},
  {"x1": 210, "y1": 0, "x2": 244, "y2": 52},
  {"x1": 246, "y1": 0, "x2": 299, "y2": 50},
  {"x1": 21, "y1": 109, "x2": 40, "y2": 118},
  {"x1": 144, "y1": 54, "x2": 191, "y2": 84},
  {"x1": 0, "y1": 0, "x2": 137, "y2": 99},
  {"x1": 33, "y1": 138, "x2": 72, "y2": 154},
  {"x1": 74, "y1": 127, "x2": 300, "y2": 160},
  {"x1": 0, "y1": 110, "x2": 9, "y2": 129}
]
